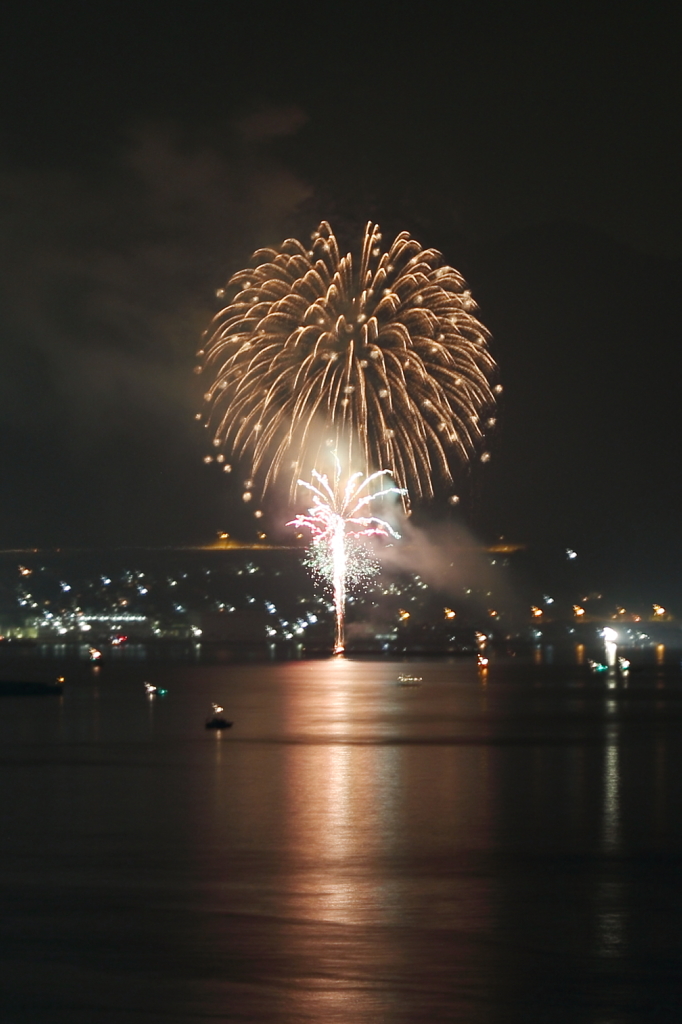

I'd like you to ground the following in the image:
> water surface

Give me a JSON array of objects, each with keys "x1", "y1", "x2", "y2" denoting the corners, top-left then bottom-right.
[{"x1": 1, "y1": 656, "x2": 681, "y2": 1022}]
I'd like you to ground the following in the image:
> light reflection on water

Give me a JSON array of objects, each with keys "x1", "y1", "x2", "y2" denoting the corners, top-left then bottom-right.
[
  {"x1": 0, "y1": 655, "x2": 682, "y2": 1022},
  {"x1": 274, "y1": 661, "x2": 497, "y2": 1020},
  {"x1": 602, "y1": 703, "x2": 620, "y2": 853},
  {"x1": 284, "y1": 675, "x2": 405, "y2": 926},
  {"x1": 595, "y1": 693, "x2": 626, "y2": 963}
]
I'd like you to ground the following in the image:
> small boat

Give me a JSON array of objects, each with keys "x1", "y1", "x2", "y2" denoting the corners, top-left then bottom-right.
[
  {"x1": 0, "y1": 676, "x2": 64, "y2": 696},
  {"x1": 205, "y1": 703, "x2": 233, "y2": 730},
  {"x1": 397, "y1": 674, "x2": 422, "y2": 687},
  {"x1": 144, "y1": 682, "x2": 168, "y2": 696}
]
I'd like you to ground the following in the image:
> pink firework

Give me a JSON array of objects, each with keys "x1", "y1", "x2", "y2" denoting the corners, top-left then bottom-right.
[{"x1": 288, "y1": 468, "x2": 404, "y2": 654}]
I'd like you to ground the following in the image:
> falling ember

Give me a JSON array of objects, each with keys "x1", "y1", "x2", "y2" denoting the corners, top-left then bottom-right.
[
  {"x1": 288, "y1": 465, "x2": 405, "y2": 655},
  {"x1": 201, "y1": 221, "x2": 498, "y2": 502}
]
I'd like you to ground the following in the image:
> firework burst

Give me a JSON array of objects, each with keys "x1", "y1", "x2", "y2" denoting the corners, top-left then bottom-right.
[
  {"x1": 198, "y1": 221, "x2": 499, "y2": 504},
  {"x1": 287, "y1": 467, "x2": 404, "y2": 654}
]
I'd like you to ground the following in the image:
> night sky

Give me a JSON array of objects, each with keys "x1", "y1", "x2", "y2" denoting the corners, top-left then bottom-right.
[{"x1": 0, "y1": 2, "x2": 679, "y2": 601}]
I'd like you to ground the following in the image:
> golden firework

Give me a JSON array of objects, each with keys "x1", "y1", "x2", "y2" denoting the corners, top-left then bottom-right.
[{"x1": 198, "y1": 221, "x2": 499, "y2": 502}]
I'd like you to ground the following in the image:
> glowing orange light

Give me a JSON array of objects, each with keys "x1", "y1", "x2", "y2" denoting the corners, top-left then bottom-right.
[
  {"x1": 531, "y1": 606, "x2": 543, "y2": 618},
  {"x1": 573, "y1": 605, "x2": 585, "y2": 617},
  {"x1": 444, "y1": 607, "x2": 456, "y2": 620}
]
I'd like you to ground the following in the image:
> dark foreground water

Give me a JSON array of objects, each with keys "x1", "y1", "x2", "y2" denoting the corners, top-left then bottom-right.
[{"x1": 1, "y1": 655, "x2": 682, "y2": 1023}]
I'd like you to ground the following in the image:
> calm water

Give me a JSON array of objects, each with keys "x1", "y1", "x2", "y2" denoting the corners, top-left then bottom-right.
[{"x1": 1, "y1": 655, "x2": 682, "y2": 1023}]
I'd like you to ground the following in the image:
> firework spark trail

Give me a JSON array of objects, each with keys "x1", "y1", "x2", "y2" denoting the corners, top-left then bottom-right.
[
  {"x1": 287, "y1": 469, "x2": 405, "y2": 654},
  {"x1": 198, "y1": 222, "x2": 500, "y2": 504}
]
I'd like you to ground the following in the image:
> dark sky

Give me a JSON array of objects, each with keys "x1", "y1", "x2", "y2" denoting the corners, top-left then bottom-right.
[{"x1": 0, "y1": 1, "x2": 679, "y2": 601}]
